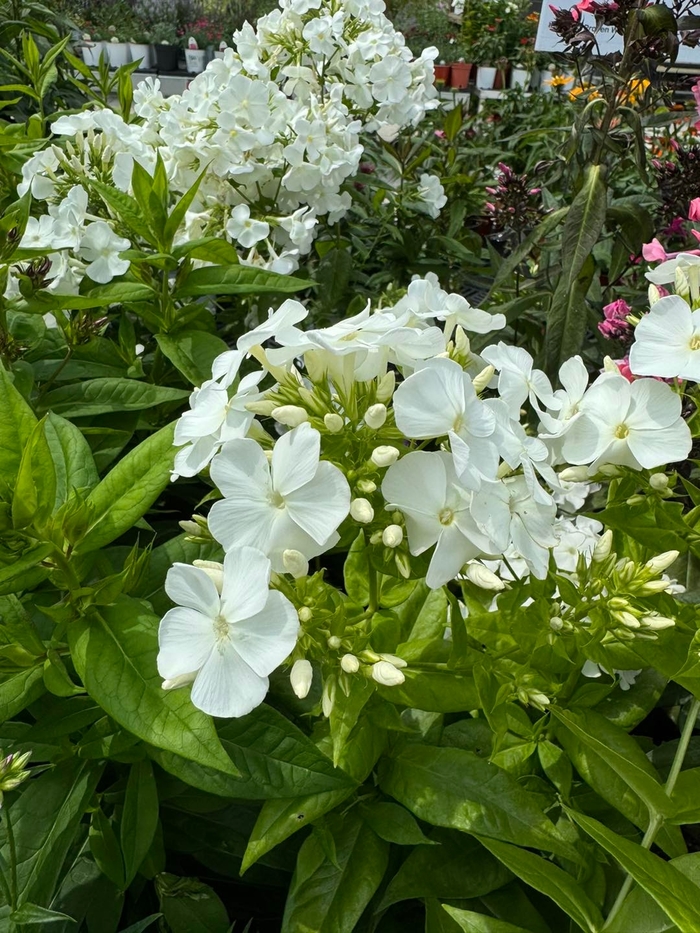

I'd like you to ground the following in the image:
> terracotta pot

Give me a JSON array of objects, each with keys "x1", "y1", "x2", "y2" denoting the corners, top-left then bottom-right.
[
  {"x1": 433, "y1": 63, "x2": 451, "y2": 87},
  {"x1": 494, "y1": 65, "x2": 509, "y2": 90},
  {"x1": 154, "y1": 43, "x2": 179, "y2": 71},
  {"x1": 449, "y1": 62, "x2": 471, "y2": 90}
]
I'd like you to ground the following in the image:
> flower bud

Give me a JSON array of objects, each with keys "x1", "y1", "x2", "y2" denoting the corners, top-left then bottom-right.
[
  {"x1": 179, "y1": 514, "x2": 208, "y2": 537},
  {"x1": 371, "y1": 446, "x2": 400, "y2": 468},
  {"x1": 645, "y1": 550, "x2": 679, "y2": 574},
  {"x1": 290, "y1": 659, "x2": 313, "y2": 699},
  {"x1": 464, "y1": 562, "x2": 505, "y2": 591},
  {"x1": 193, "y1": 559, "x2": 224, "y2": 593},
  {"x1": 642, "y1": 614, "x2": 675, "y2": 631},
  {"x1": 648, "y1": 283, "x2": 663, "y2": 306},
  {"x1": 637, "y1": 579, "x2": 671, "y2": 595},
  {"x1": 615, "y1": 611, "x2": 641, "y2": 630},
  {"x1": 550, "y1": 616, "x2": 564, "y2": 631},
  {"x1": 324, "y1": 412, "x2": 344, "y2": 433},
  {"x1": 379, "y1": 653, "x2": 407, "y2": 668},
  {"x1": 245, "y1": 399, "x2": 278, "y2": 416},
  {"x1": 283, "y1": 549, "x2": 309, "y2": 579},
  {"x1": 598, "y1": 463, "x2": 621, "y2": 478},
  {"x1": 376, "y1": 370, "x2": 396, "y2": 402},
  {"x1": 395, "y1": 551, "x2": 411, "y2": 579},
  {"x1": 382, "y1": 524, "x2": 404, "y2": 548},
  {"x1": 527, "y1": 691, "x2": 550, "y2": 709},
  {"x1": 327, "y1": 635, "x2": 342, "y2": 649},
  {"x1": 559, "y1": 466, "x2": 590, "y2": 483},
  {"x1": 357, "y1": 479, "x2": 377, "y2": 494},
  {"x1": 472, "y1": 364, "x2": 495, "y2": 394},
  {"x1": 350, "y1": 498, "x2": 374, "y2": 523},
  {"x1": 371, "y1": 660, "x2": 406, "y2": 686},
  {"x1": 592, "y1": 530, "x2": 613, "y2": 562},
  {"x1": 298, "y1": 607, "x2": 313, "y2": 623},
  {"x1": 272, "y1": 405, "x2": 308, "y2": 427},
  {"x1": 650, "y1": 473, "x2": 670, "y2": 491},
  {"x1": 365, "y1": 403, "x2": 387, "y2": 429},
  {"x1": 321, "y1": 677, "x2": 336, "y2": 717},
  {"x1": 340, "y1": 653, "x2": 360, "y2": 673}
]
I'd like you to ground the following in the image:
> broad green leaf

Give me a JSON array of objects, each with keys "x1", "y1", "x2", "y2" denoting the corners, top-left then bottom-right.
[
  {"x1": 9, "y1": 902, "x2": 76, "y2": 924},
  {"x1": 148, "y1": 703, "x2": 355, "y2": 799},
  {"x1": 358, "y1": 800, "x2": 436, "y2": 846},
  {"x1": 330, "y1": 676, "x2": 374, "y2": 765},
  {"x1": 158, "y1": 875, "x2": 229, "y2": 933},
  {"x1": 553, "y1": 708, "x2": 674, "y2": 817},
  {"x1": 39, "y1": 378, "x2": 188, "y2": 419},
  {"x1": 477, "y1": 837, "x2": 603, "y2": 933},
  {"x1": 121, "y1": 759, "x2": 159, "y2": 885},
  {"x1": 11, "y1": 416, "x2": 56, "y2": 529},
  {"x1": 378, "y1": 744, "x2": 580, "y2": 861},
  {"x1": 443, "y1": 905, "x2": 532, "y2": 933},
  {"x1": 0, "y1": 664, "x2": 45, "y2": 723},
  {"x1": 488, "y1": 207, "x2": 567, "y2": 293},
  {"x1": 544, "y1": 164, "x2": 607, "y2": 373},
  {"x1": 282, "y1": 811, "x2": 389, "y2": 933},
  {"x1": 119, "y1": 914, "x2": 162, "y2": 933},
  {"x1": 0, "y1": 543, "x2": 51, "y2": 595},
  {"x1": 0, "y1": 758, "x2": 102, "y2": 908},
  {"x1": 568, "y1": 808, "x2": 700, "y2": 933},
  {"x1": 175, "y1": 265, "x2": 312, "y2": 297},
  {"x1": 155, "y1": 331, "x2": 229, "y2": 386},
  {"x1": 595, "y1": 669, "x2": 668, "y2": 730},
  {"x1": 43, "y1": 413, "x2": 99, "y2": 506},
  {"x1": 89, "y1": 179, "x2": 156, "y2": 245},
  {"x1": 377, "y1": 670, "x2": 479, "y2": 712},
  {"x1": 606, "y1": 852, "x2": 700, "y2": 933},
  {"x1": 75, "y1": 422, "x2": 176, "y2": 554},
  {"x1": 68, "y1": 597, "x2": 239, "y2": 776},
  {"x1": 380, "y1": 829, "x2": 511, "y2": 909},
  {"x1": 552, "y1": 708, "x2": 684, "y2": 857},
  {"x1": 0, "y1": 364, "x2": 37, "y2": 487}
]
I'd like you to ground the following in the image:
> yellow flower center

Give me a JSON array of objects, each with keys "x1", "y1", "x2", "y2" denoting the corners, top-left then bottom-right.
[
  {"x1": 439, "y1": 507, "x2": 454, "y2": 526},
  {"x1": 690, "y1": 334, "x2": 700, "y2": 351},
  {"x1": 614, "y1": 423, "x2": 630, "y2": 439},
  {"x1": 213, "y1": 614, "x2": 230, "y2": 644}
]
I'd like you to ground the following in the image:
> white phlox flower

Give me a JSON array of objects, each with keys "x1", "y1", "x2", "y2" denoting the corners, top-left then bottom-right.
[
  {"x1": 561, "y1": 373, "x2": 691, "y2": 471},
  {"x1": 208, "y1": 422, "x2": 351, "y2": 570},
  {"x1": 77, "y1": 221, "x2": 131, "y2": 284},
  {"x1": 382, "y1": 450, "x2": 495, "y2": 589},
  {"x1": 629, "y1": 295, "x2": 700, "y2": 382},
  {"x1": 482, "y1": 343, "x2": 561, "y2": 418},
  {"x1": 157, "y1": 547, "x2": 299, "y2": 717}
]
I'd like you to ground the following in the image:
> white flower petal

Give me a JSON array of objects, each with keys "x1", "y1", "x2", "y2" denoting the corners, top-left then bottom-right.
[
  {"x1": 191, "y1": 641, "x2": 269, "y2": 718},
  {"x1": 220, "y1": 546, "x2": 272, "y2": 622},
  {"x1": 284, "y1": 461, "x2": 350, "y2": 543},
  {"x1": 165, "y1": 563, "x2": 220, "y2": 617},
  {"x1": 157, "y1": 607, "x2": 215, "y2": 679},
  {"x1": 230, "y1": 590, "x2": 299, "y2": 676},
  {"x1": 271, "y1": 422, "x2": 321, "y2": 496}
]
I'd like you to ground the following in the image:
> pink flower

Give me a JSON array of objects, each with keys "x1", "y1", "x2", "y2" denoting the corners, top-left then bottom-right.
[
  {"x1": 434, "y1": 130, "x2": 446, "y2": 139},
  {"x1": 598, "y1": 298, "x2": 632, "y2": 339},
  {"x1": 614, "y1": 357, "x2": 635, "y2": 382},
  {"x1": 692, "y1": 79, "x2": 700, "y2": 113},
  {"x1": 690, "y1": 198, "x2": 700, "y2": 221},
  {"x1": 642, "y1": 238, "x2": 667, "y2": 262},
  {"x1": 663, "y1": 216, "x2": 686, "y2": 237}
]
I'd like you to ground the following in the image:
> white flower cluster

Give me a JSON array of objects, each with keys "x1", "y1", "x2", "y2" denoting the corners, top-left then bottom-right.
[
  {"x1": 9, "y1": 0, "x2": 440, "y2": 291},
  {"x1": 159, "y1": 271, "x2": 693, "y2": 718}
]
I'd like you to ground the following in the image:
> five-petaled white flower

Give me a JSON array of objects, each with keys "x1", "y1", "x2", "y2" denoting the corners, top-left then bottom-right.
[
  {"x1": 78, "y1": 221, "x2": 131, "y2": 283},
  {"x1": 157, "y1": 547, "x2": 299, "y2": 718},
  {"x1": 629, "y1": 295, "x2": 700, "y2": 382},
  {"x1": 226, "y1": 204, "x2": 270, "y2": 248},
  {"x1": 208, "y1": 422, "x2": 351, "y2": 570}
]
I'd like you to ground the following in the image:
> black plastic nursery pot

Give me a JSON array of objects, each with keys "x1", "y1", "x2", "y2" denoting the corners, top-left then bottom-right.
[{"x1": 154, "y1": 43, "x2": 179, "y2": 71}]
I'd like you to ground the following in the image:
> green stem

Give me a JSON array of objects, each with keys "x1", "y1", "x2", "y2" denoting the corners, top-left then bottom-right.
[
  {"x1": 366, "y1": 541, "x2": 378, "y2": 615},
  {"x1": 604, "y1": 697, "x2": 700, "y2": 929},
  {"x1": 4, "y1": 806, "x2": 18, "y2": 910}
]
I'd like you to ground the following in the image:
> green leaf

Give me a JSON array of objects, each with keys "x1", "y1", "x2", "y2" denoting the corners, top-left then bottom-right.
[
  {"x1": 68, "y1": 597, "x2": 240, "y2": 776},
  {"x1": 11, "y1": 416, "x2": 56, "y2": 529},
  {"x1": 476, "y1": 837, "x2": 603, "y2": 933},
  {"x1": 488, "y1": 207, "x2": 568, "y2": 293},
  {"x1": 606, "y1": 852, "x2": 700, "y2": 933},
  {"x1": 378, "y1": 744, "x2": 580, "y2": 861},
  {"x1": 89, "y1": 807, "x2": 125, "y2": 889},
  {"x1": 330, "y1": 676, "x2": 374, "y2": 766},
  {"x1": 0, "y1": 364, "x2": 37, "y2": 488},
  {"x1": 376, "y1": 669, "x2": 479, "y2": 712},
  {"x1": 159, "y1": 875, "x2": 229, "y2": 933},
  {"x1": 89, "y1": 181, "x2": 156, "y2": 246},
  {"x1": 149, "y1": 703, "x2": 354, "y2": 799},
  {"x1": 0, "y1": 543, "x2": 51, "y2": 595},
  {"x1": 155, "y1": 331, "x2": 229, "y2": 386},
  {"x1": 75, "y1": 422, "x2": 176, "y2": 554},
  {"x1": 359, "y1": 800, "x2": 437, "y2": 846},
  {"x1": 121, "y1": 759, "x2": 159, "y2": 885},
  {"x1": 282, "y1": 810, "x2": 389, "y2": 933},
  {"x1": 175, "y1": 265, "x2": 312, "y2": 298},
  {"x1": 1, "y1": 758, "x2": 102, "y2": 908},
  {"x1": 443, "y1": 905, "x2": 532, "y2": 933},
  {"x1": 119, "y1": 913, "x2": 162, "y2": 933},
  {"x1": 544, "y1": 164, "x2": 607, "y2": 373},
  {"x1": 39, "y1": 378, "x2": 188, "y2": 418},
  {"x1": 9, "y1": 903, "x2": 76, "y2": 924},
  {"x1": 552, "y1": 708, "x2": 684, "y2": 857},
  {"x1": 568, "y1": 808, "x2": 700, "y2": 932},
  {"x1": 380, "y1": 829, "x2": 511, "y2": 909},
  {"x1": 0, "y1": 665, "x2": 45, "y2": 723},
  {"x1": 43, "y1": 412, "x2": 99, "y2": 506}
]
